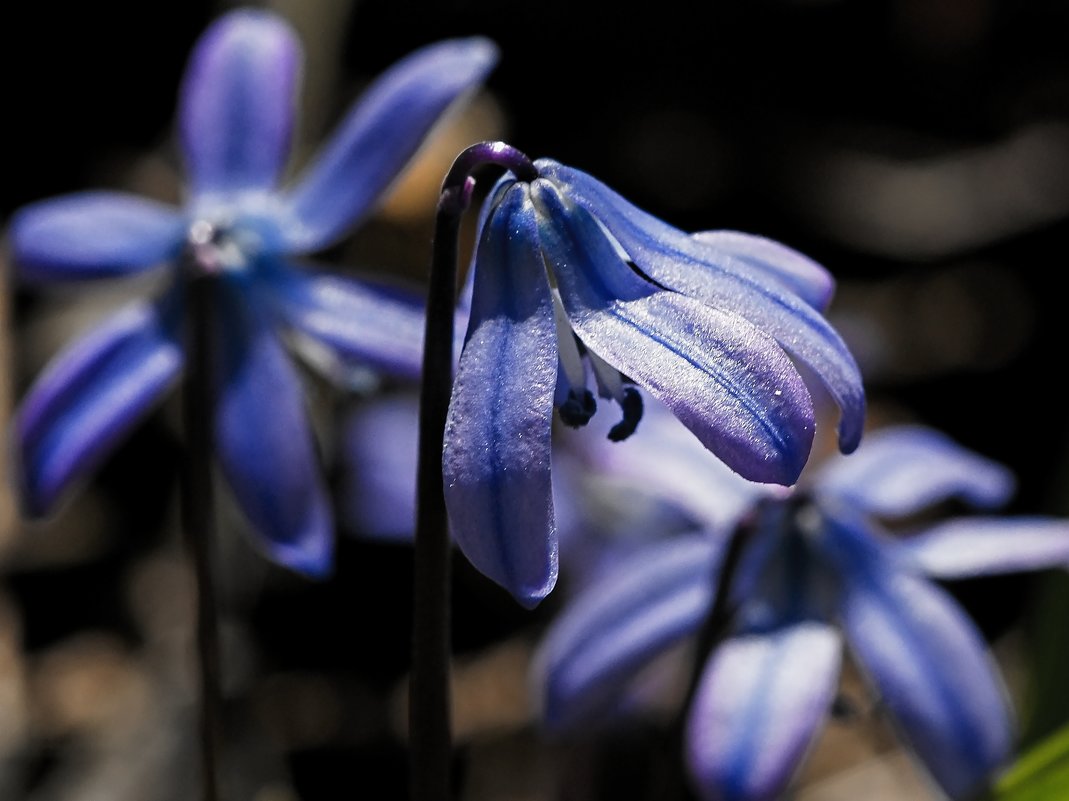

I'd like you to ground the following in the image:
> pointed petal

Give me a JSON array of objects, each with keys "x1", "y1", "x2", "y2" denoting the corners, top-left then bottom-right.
[
  {"x1": 12, "y1": 192, "x2": 184, "y2": 281},
  {"x1": 823, "y1": 513, "x2": 1014, "y2": 800},
  {"x1": 257, "y1": 262, "x2": 426, "y2": 381},
  {"x1": 816, "y1": 425, "x2": 1015, "y2": 519},
  {"x1": 533, "y1": 536, "x2": 719, "y2": 731},
  {"x1": 211, "y1": 278, "x2": 333, "y2": 577},
  {"x1": 539, "y1": 161, "x2": 865, "y2": 454},
  {"x1": 900, "y1": 517, "x2": 1069, "y2": 578},
  {"x1": 15, "y1": 299, "x2": 183, "y2": 516},
  {"x1": 686, "y1": 622, "x2": 841, "y2": 801},
  {"x1": 442, "y1": 183, "x2": 559, "y2": 607},
  {"x1": 690, "y1": 230, "x2": 835, "y2": 310},
  {"x1": 533, "y1": 180, "x2": 815, "y2": 486},
  {"x1": 281, "y1": 38, "x2": 499, "y2": 252},
  {"x1": 179, "y1": 10, "x2": 300, "y2": 196}
]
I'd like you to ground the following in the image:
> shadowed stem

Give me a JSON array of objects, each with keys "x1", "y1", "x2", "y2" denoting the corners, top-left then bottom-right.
[
  {"x1": 411, "y1": 141, "x2": 537, "y2": 801},
  {"x1": 180, "y1": 273, "x2": 223, "y2": 801},
  {"x1": 664, "y1": 521, "x2": 751, "y2": 801}
]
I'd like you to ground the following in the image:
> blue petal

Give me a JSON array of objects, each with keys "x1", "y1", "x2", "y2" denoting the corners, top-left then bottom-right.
[
  {"x1": 822, "y1": 512, "x2": 1014, "y2": 800},
  {"x1": 341, "y1": 393, "x2": 420, "y2": 542},
  {"x1": 179, "y1": 10, "x2": 300, "y2": 197},
  {"x1": 211, "y1": 278, "x2": 333, "y2": 577},
  {"x1": 685, "y1": 622, "x2": 841, "y2": 801},
  {"x1": 12, "y1": 192, "x2": 184, "y2": 281},
  {"x1": 899, "y1": 517, "x2": 1069, "y2": 578},
  {"x1": 567, "y1": 395, "x2": 787, "y2": 535},
  {"x1": 442, "y1": 183, "x2": 559, "y2": 607},
  {"x1": 690, "y1": 230, "x2": 835, "y2": 311},
  {"x1": 256, "y1": 262, "x2": 427, "y2": 381},
  {"x1": 538, "y1": 160, "x2": 865, "y2": 454},
  {"x1": 533, "y1": 535, "x2": 718, "y2": 731},
  {"x1": 15, "y1": 299, "x2": 183, "y2": 517},
  {"x1": 280, "y1": 38, "x2": 499, "y2": 252},
  {"x1": 532, "y1": 180, "x2": 815, "y2": 486},
  {"x1": 815, "y1": 425, "x2": 1015, "y2": 519}
]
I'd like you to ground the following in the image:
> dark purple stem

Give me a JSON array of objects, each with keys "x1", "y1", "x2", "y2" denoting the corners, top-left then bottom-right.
[
  {"x1": 180, "y1": 271, "x2": 223, "y2": 801},
  {"x1": 411, "y1": 141, "x2": 537, "y2": 801}
]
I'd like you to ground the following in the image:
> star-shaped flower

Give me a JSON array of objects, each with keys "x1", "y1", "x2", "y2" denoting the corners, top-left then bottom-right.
[
  {"x1": 533, "y1": 416, "x2": 1069, "y2": 800},
  {"x1": 443, "y1": 160, "x2": 865, "y2": 606},
  {"x1": 10, "y1": 9, "x2": 497, "y2": 576}
]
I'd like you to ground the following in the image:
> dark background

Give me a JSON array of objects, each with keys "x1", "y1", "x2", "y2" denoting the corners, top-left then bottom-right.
[{"x1": 2, "y1": 1, "x2": 1068, "y2": 799}]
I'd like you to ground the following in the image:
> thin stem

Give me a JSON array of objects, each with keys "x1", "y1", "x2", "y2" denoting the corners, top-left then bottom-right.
[
  {"x1": 410, "y1": 141, "x2": 537, "y2": 801},
  {"x1": 180, "y1": 273, "x2": 223, "y2": 801},
  {"x1": 664, "y1": 521, "x2": 751, "y2": 801}
]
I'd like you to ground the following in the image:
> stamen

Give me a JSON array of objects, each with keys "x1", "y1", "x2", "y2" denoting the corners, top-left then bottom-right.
[
  {"x1": 558, "y1": 388, "x2": 597, "y2": 428},
  {"x1": 586, "y1": 349, "x2": 625, "y2": 401},
  {"x1": 551, "y1": 290, "x2": 586, "y2": 391},
  {"x1": 607, "y1": 387, "x2": 643, "y2": 441}
]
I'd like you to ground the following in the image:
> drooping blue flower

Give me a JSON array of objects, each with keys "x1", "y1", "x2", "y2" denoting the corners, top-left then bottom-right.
[
  {"x1": 533, "y1": 413, "x2": 1069, "y2": 800},
  {"x1": 443, "y1": 162, "x2": 866, "y2": 607},
  {"x1": 10, "y1": 9, "x2": 498, "y2": 576}
]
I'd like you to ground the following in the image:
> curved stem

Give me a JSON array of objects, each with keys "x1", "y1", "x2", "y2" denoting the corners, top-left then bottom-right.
[
  {"x1": 180, "y1": 273, "x2": 223, "y2": 801},
  {"x1": 410, "y1": 141, "x2": 536, "y2": 801}
]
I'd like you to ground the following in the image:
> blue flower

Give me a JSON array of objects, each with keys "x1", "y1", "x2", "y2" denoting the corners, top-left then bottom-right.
[
  {"x1": 443, "y1": 161, "x2": 865, "y2": 607},
  {"x1": 533, "y1": 416, "x2": 1069, "y2": 800},
  {"x1": 10, "y1": 9, "x2": 497, "y2": 576}
]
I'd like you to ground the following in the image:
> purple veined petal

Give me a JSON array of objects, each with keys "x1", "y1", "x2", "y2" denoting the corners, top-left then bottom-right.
[
  {"x1": 280, "y1": 37, "x2": 499, "y2": 253},
  {"x1": 690, "y1": 230, "x2": 835, "y2": 311},
  {"x1": 685, "y1": 621, "x2": 841, "y2": 801},
  {"x1": 442, "y1": 183, "x2": 559, "y2": 608},
  {"x1": 14, "y1": 298, "x2": 183, "y2": 517},
  {"x1": 255, "y1": 261, "x2": 426, "y2": 382},
  {"x1": 341, "y1": 393, "x2": 420, "y2": 543},
  {"x1": 532, "y1": 180, "x2": 815, "y2": 487},
  {"x1": 814, "y1": 425, "x2": 1015, "y2": 519},
  {"x1": 179, "y1": 9, "x2": 300, "y2": 197},
  {"x1": 821, "y1": 512, "x2": 1015, "y2": 800},
  {"x1": 532, "y1": 535, "x2": 720, "y2": 732},
  {"x1": 538, "y1": 160, "x2": 865, "y2": 455},
  {"x1": 899, "y1": 517, "x2": 1069, "y2": 579},
  {"x1": 12, "y1": 192, "x2": 184, "y2": 281},
  {"x1": 211, "y1": 278, "x2": 333, "y2": 577}
]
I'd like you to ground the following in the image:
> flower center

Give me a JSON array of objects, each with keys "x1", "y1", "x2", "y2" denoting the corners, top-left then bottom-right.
[{"x1": 184, "y1": 217, "x2": 263, "y2": 276}]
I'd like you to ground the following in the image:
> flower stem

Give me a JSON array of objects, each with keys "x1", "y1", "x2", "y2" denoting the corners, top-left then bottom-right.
[
  {"x1": 665, "y1": 522, "x2": 751, "y2": 801},
  {"x1": 180, "y1": 273, "x2": 223, "y2": 801},
  {"x1": 411, "y1": 141, "x2": 537, "y2": 801}
]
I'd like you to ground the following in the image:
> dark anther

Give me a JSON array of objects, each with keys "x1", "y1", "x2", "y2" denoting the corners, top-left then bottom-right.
[
  {"x1": 830, "y1": 694, "x2": 861, "y2": 722},
  {"x1": 607, "y1": 387, "x2": 643, "y2": 441},
  {"x1": 558, "y1": 389, "x2": 597, "y2": 428}
]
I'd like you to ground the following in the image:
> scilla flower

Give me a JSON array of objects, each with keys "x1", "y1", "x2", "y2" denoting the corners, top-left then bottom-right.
[
  {"x1": 533, "y1": 417, "x2": 1069, "y2": 800},
  {"x1": 11, "y1": 9, "x2": 497, "y2": 575},
  {"x1": 443, "y1": 158, "x2": 865, "y2": 606}
]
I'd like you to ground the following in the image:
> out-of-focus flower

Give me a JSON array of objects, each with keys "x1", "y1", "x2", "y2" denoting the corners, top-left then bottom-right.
[
  {"x1": 10, "y1": 9, "x2": 497, "y2": 576},
  {"x1": 443, "y1": 159, "x2": 865, "y2": 607},
  {"x1": 533, "y1": 420, "x2": 1069, "y2": 800}
]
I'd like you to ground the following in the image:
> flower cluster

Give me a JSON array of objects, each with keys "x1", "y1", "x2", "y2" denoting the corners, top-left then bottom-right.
[
  {"x1": 534, "y1": 408, "x2": 1069, "y2": 800},
  {"x1": 11, "y1": 10, "x2": 497, "y2": 575},
  {"x1": 443, "y1": 159, "x2": 865, "y2": 606},
  {"x1": 8, "y1": 7, "x2": 1065, "y2": 801}
]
